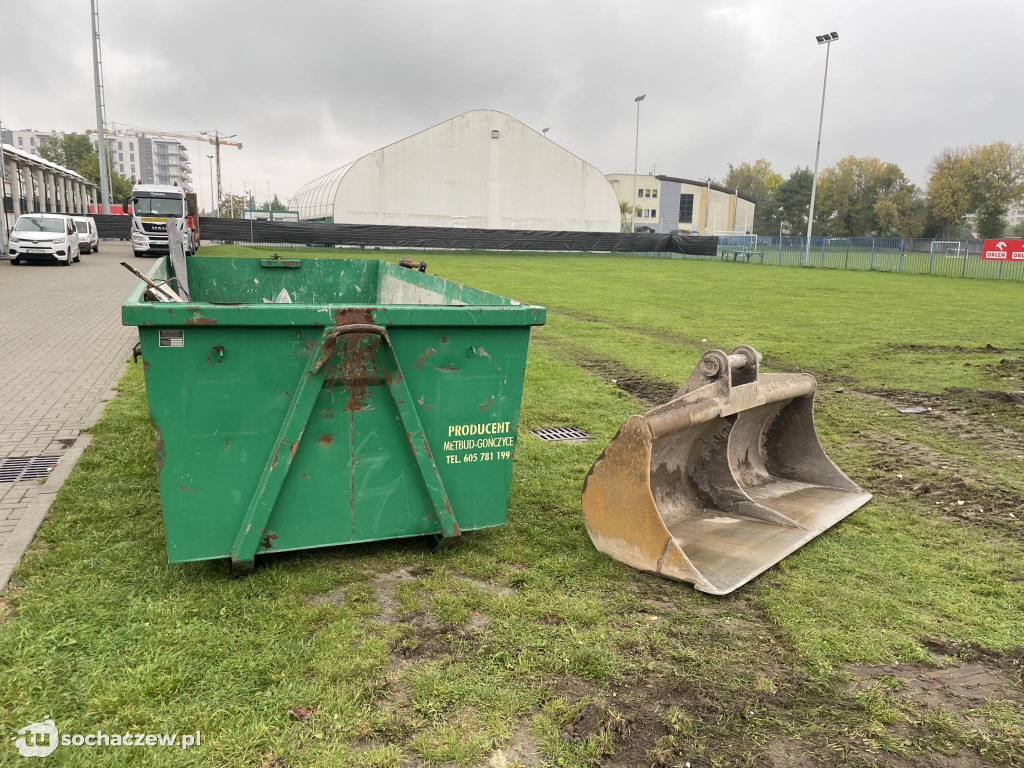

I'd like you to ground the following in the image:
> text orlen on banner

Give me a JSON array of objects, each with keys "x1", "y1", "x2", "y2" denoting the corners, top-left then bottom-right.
[{"x1": 982, "y1": 239, "x2": 1024, "y2": 261}]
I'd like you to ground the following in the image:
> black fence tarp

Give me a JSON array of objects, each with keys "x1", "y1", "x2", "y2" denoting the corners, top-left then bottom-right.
[
  {"x1": 93, "y1": 215, "x2": 718, "y2": 256},
  {"x1": 93, "y1": 214, "x2": 133, "y2": 240}
]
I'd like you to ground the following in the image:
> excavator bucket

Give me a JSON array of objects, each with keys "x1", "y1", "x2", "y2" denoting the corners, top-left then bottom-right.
[{"x1": 581, "y1": 346, "x2": 870, "y2": 595}]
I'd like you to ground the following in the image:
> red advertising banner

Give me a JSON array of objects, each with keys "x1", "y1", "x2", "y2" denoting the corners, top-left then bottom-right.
[{"x1": 982, "y1": 239, "x2": 1024, "y2": 261}]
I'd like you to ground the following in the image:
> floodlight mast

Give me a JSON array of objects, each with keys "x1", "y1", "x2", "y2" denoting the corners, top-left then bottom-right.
[
  {"x1": 90, "y1": 0, "x2": 111, "y2": 214},
  {"x1": 804, "y1": 31, "x2": 838, "y2": 267},
  {"x1": 632, "y1": 94, "x2": 646, "y2": 233}
]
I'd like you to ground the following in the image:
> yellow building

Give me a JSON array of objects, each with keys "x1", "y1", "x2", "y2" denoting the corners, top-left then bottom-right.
[{"x1": 605, "y1": 173, "x2": 756, "y2": 235}]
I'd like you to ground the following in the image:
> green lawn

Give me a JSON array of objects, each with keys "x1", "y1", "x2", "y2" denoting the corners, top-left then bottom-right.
[{"x1": 0, "y1": 247, "x2": 1021, "y2": 767}]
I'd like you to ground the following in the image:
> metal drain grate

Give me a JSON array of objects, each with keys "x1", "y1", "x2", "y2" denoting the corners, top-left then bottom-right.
[
  {"x1": 529, "y1": 426, "x2": 591, "y2": 443},
  {"x1": 0, "y1": 455, "x2": 61, "y2": 484}
]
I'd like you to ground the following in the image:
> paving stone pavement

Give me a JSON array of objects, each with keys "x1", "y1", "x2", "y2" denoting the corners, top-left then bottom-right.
[{"x1": 0, "y1": 241, "x2": 141, "y2": 590}]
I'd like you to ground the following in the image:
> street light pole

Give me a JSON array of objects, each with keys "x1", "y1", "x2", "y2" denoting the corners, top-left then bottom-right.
[
  {"x1": 0, "y1": 121, "x2": 9, "y2": 252},
  {"x1": 206, "y1": 155, "x2": 215, "y2": 215},
  {"x1": 631, "y1": 94, "x2": 646, "y2": 233},
  {"x1": 804, "y1": 31, "x2": 838, "y2": 267},
  {"x1": 247, "y1": 190, "x2": 254, "y2": 243}
]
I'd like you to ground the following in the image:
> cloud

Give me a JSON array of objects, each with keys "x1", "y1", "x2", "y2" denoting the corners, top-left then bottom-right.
[{"x1": 5, "y1": 0, "x2": 1021, "y2": 211}]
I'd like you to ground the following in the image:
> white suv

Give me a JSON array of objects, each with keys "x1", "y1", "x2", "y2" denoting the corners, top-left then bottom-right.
[
  {"x1": 8, "y1": 213, "x2": 81, "y2": 266},
  {"x1": 72, "y1": 216, "x2": 100, "y2": 254}
]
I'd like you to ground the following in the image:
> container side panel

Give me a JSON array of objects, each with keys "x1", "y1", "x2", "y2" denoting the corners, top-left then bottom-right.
[
  {"x1": 351, "y1": 390, "x2": 440, "y2": 541},
  {"x1": 261, "y1": 386, "x2": 356, "y2": 551},
  {"x1": 378, "y1": 274, "x2": 468, "y2": 306},
  {"x1": 186, "y1": 257, "x2": 381, "y2": 304},
  {"x1": 377, "y1": 261, "x2": 512, "y2": 306},
  {"x1": 390, "y1": 326, "x2": 530, "y2": 530},
  {"x1": 140, "y1": 325, "x2": 314, "y2": 562}
]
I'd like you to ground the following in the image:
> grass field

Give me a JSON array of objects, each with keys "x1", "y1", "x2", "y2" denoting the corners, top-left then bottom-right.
[{"x1": 1, "y1": 247, "x2": 1021, "y2": 767}]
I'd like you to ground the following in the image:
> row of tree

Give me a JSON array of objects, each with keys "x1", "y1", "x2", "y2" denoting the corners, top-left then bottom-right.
[
  {"x1": 927, "y1": 143, "x2": 1024, "y2": 238},
  {"x1": 38, "y1": 133, "x2": 136, "y2": 202},
  {"x1": 217, "y1": 193, "x2": 288, "y2": 219},
  {"x1": 722, "y1": 141, "x2": 1024, "y2": 239}
]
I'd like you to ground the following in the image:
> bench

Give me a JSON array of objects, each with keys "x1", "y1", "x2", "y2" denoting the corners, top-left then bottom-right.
[{"x1": 718, "y1": 248, "x2": 763, "y2": 263}]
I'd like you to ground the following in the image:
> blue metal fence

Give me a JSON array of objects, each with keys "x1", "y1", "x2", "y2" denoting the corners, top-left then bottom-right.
[{"x1": 676, "y1": 236, "x2": 1024, "y2": 281}]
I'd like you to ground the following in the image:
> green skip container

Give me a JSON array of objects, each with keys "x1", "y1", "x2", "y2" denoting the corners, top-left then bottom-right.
[{"x1": 122, "y1": 255, "x2": 546, "y2": 574}]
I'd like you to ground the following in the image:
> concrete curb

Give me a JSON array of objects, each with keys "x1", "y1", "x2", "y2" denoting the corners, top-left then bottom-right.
[{"x1": 0, "y1": 365, "x2": 129, "y2": 594}]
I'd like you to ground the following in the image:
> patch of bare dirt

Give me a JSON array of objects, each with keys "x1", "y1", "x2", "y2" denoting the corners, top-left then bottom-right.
[
  {"x1": 392, "y1": 613, "x2": 448, "y2": 664},
  {"x1": 373, "y1": 567, "x2": 422, "y2": 623},
  {"x1": 640, "y1": 596, "x2": 678, "y2": 615},
  {"x1": 923, "y1": 638, "x2": 1024, "y2": 681},
  {"x1": 853, "y1": 430, "x2": 1023, "y2": 535},
  {"x1": 551, "y1": 675, "x2": 832, "y2": 768},
  {"x1": 556, "y1": 682, "x2": 679, "y2": 767},
  {"x1": 451, "y1": 573, "x2": 515, "y2": 597},
  {"x1": 888, "y1": 344, "x2": 1022, "y2": 355},
  {"x1": 856, "y1": 389, "x2": 1024, "y2": 458},
  {"x1": 547, "y1": 633, "x2": 788, "y2": 767},
  {"x1": 542, "y1": 590, "x2": 1016, "y2": 768},
  {"x1": 849, "y1": 662, "x2": 1018, "y2": 713},
  {"x1": 544, "y1": 674, "x2": 602, "y2": 703},
  {"x1": 390, "y1": 607, "x2": 495, "y2": 666},
  {"x1": 869, "y1": 752, "x2": 998, "y2": 768},
  {"x1": 989, "y1": 357, "x2": 1024, "y2": 380},
  {"x1": 561, "y1": 700, "x2": 635, "y2": 744},
  {"x1": 486, "y1": 722, "x2": 542, "y2": 768},
  {"x1": 561, "y1": 671, "x2": 1007, "y2": 768},
  {"x1": 577, "y1": 358, "x2": 679, "y2": 406},
  {"x1": 464, "y1": 611, "x2": 490, "y2": 632},
  {"x1": 761, "y1": 739, "x2": 824, "y2": 768},
  {"x1": 948, "y1": 387, "x2": 1024, "y2": 406},
  {"x1": 846, "y1": 639, "x2": 1023, "y2": 721},
  {"x1": 306, "y1": 585, "x2": 347, "y2": 606}
]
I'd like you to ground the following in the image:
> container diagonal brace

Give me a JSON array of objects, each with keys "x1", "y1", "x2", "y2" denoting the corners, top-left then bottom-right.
[
  {"x1": 229, "y1": 323, "x2": 460, "y2": 575},
  {"x1": 371, "y1": 339, "x2": 461, "y2": 544},
  {"x1": 230, "y1": 326, "x2": 334, "y2": 575}
]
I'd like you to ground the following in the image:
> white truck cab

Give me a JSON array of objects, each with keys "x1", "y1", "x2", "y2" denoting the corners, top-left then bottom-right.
[{"x1": 128, "y1": 183, "x2": 199, "y2": 258}]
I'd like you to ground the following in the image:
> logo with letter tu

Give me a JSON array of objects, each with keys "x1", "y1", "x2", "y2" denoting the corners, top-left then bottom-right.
[{"x1": 13, "y1": 718, "x2": 59, "y2": 758}]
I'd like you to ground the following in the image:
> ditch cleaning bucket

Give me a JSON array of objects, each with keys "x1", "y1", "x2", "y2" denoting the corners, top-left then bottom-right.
[
  {"x1": 123, "y1": 256, "x2": 545, "y2": 574},
  {"x1": 581, "y1": 346, "x2": 870, "y2": 595}
]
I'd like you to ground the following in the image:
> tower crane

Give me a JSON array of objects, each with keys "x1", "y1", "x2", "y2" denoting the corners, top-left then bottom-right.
[{"x1": 110, "y1": 123, "x2": 242, "y2": 212}]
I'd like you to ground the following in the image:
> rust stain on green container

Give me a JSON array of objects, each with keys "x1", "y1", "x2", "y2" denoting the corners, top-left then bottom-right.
[{"x1": 122, "y1": 256, "x2": 546, "y2": 574}]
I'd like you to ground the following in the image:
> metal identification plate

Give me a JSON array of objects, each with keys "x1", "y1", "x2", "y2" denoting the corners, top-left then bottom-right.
[{"x1": 159, "y1": 330, "x2": 185, "y2": 348}]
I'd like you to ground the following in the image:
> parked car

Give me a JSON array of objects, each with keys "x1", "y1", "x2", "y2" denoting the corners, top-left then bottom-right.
[
  {"x1": 7, "y1": 213, "x2": 81, "y2": 266},
  {"x1": 72, "y1": 216, "x2": 99, "y2": 254}
]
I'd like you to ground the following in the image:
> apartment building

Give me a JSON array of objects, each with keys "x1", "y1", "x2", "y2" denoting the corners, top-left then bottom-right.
[{"x1": 0, "y1": 128, "x2": 192, "y2": 190}]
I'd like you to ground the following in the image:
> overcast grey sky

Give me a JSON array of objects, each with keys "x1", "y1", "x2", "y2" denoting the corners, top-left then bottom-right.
[{"x1": 4, "y1": 0, "x2": 1021, "y2": 211}]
